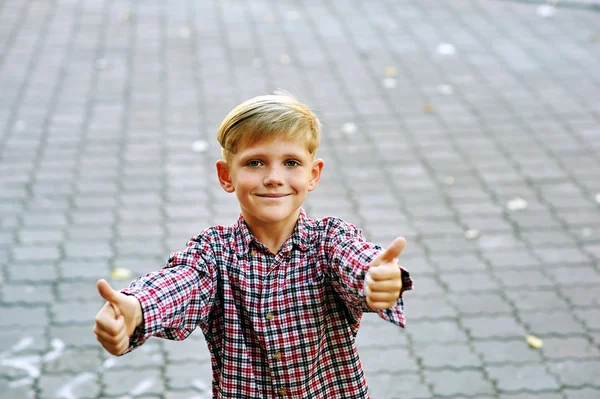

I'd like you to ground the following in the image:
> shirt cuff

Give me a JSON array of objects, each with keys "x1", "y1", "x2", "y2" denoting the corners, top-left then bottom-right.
[
  {"x1": 120, "y1": 287, "x2": 160, "y2": 354},
  {"x1": 364, "y1": 267, "x2": 412, "y2": 327}
]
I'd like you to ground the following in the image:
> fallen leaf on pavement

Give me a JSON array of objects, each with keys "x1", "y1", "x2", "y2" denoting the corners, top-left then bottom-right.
[
  {"x1": 436, "y1": 43, "x2": 455, "y2": 56},
  {"x1": 423, "y1": 103, "x2": 435, "y2": 113},
  {"x1": 111, "y1": 268, "x2": 133, "y2": 280},
  {"x1": 341, "y1": 122, "x2": 357, "y2": 136},
  {"x1": 526, "y1": 334, "x2": 543, "y2": 349},
  {"x1": 437, "y1": 84, "x2": 454, "y2": 95},
  {"x1": 383, "y1": 77, "x2": 396, "y2": 89},
  {"x1": 384, "y1": 66, "x2": 397, "y2": 77},
  {"x1": 537, "y1": 5, "x2": 556, "y2": 18},
  {"x1": 464, "y1": 229, "x2": 480, "y2": 240},
  {"x1": 507, "y1": 197, "x2": 528, "y2": 211},
  {"x1": 191, "y1": 140, "x2": 208, "y2": 153}
]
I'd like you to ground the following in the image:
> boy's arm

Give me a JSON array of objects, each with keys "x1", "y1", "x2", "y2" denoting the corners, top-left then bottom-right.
[
  {"x1": 325, "y1": 219, "x2": 412, "y2": 325},
  {"x1": 120, "y1": 236, "x2": 218, "y2": 354}
]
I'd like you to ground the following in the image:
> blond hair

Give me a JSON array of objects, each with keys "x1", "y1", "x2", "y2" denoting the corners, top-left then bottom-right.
[{"x1": 216, "y1": 93, "x2": 321, "y2": 162}]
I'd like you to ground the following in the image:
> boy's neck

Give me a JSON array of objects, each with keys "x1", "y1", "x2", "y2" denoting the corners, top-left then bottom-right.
[{"x1": 242, "y1": 209, "x2": 300, "y2": 254}]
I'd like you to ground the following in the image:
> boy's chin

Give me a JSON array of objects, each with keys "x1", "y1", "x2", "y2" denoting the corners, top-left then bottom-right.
[{"x1": 252, "y1": 208, "x2": 300, "y2": 223}]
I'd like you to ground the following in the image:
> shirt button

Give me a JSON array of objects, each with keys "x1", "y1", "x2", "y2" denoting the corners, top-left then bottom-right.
[
  {"x1": 249, "y1": 250, "x2": 256, "y2": 257},
  {"x1": 278, "y1": 387, "x2": 287, "y2": 395},
  {"x1": 265, "y1": 312, "x2": 274, "y2": 321},
  {"x1": 273, "y1": 351, "x2": 281, "y2": 361}
]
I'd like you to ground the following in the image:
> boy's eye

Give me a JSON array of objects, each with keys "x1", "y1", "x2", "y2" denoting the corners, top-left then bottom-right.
[
  {"x1": 247, "y1": 160, "x2": 262, "y2": 167},
  {"x1": 284, "y1": 160, "x2": 300, "y2": 167}
]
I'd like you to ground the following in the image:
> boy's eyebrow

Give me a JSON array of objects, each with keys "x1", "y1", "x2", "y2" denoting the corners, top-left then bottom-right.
[{"x1": 239, "y1": 151, "x2": 308, "y2": 160}]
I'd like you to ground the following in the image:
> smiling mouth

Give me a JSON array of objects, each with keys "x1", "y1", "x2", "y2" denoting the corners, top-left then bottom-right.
[{"x1": 256, "y1": 194, "x2": 290, "y2": 198}]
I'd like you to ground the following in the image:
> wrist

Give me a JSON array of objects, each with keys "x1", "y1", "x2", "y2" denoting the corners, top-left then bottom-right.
[
  {"x1": 134, "y1": 298, "x2": 143, "y2": 327},
  {"x1": 127, "y1": 295, "x2": 143, "y2": 327}
]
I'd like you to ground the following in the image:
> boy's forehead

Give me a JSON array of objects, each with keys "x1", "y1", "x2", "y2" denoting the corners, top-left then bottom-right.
[{"x1": 236, "y1": 137, "x2": 311, "y2": 154}]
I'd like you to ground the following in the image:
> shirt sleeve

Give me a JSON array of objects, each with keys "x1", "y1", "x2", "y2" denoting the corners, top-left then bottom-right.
[
  {"x1": 120, "y1": 233, "x2": 217, "y2": 354},
  {"x1": 325, "y1": 218, "x2": 413, "y2": 327}
]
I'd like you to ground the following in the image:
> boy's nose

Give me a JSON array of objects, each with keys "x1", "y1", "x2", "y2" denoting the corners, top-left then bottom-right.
[{"x1": 263, "y1": 167, "x2": 284, "y2": 185}]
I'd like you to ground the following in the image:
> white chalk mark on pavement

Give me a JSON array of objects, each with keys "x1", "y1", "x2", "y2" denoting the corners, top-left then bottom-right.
[{"x1": 56, "y1": 373, "x2": 95, "y2": 399}]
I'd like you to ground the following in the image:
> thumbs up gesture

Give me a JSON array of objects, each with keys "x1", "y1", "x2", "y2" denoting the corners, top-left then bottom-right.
[
  {"x1": 365, "y1": 237, "x2": 406, "y2": 310},
  {"x1": 93, "y1": 279, "x2": 143, "y2": 356}
]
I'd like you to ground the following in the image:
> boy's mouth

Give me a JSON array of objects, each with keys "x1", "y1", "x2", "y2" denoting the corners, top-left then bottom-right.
[{"x1": 256, "y1": 194, "x2": 290, "y2": 198}]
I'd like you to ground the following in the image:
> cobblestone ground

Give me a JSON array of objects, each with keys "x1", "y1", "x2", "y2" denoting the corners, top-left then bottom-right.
[{"x1": 1, "y1": 0, "x2": 599, "y2": 398}]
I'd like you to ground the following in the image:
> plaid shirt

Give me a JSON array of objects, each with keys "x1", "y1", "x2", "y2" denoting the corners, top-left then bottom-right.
[{"x1": 122, "y1": 208, "x2": 412, "y2": 399}]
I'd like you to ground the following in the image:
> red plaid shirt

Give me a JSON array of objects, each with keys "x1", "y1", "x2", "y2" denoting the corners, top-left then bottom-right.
[{"x1": 122, "y1": 208, "x2": 412, "y2": 398}]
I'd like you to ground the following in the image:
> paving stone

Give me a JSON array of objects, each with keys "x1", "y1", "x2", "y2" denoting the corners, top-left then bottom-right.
[
  {"x1": 42, "y1": 348, "x2": 103, "y2": 374},
  {"x1": 541, "y1": 336, "x2": 600, "y2": 360},
  {"x1": 109, "y1": 341, "x2": 165, "y2": 369},
  {"x1": 18, "y1": 229, "x2": 65, "y2": 244},
  {"x1": 505, "y1": 288, "x2": 571, "y2": 311},
  {"x1": 165, "y1": 361, "x2": 212, "y2": 391},
  {"x1": 574, "y1": 309, "x2": 600, "y2": 331},
  {"x1": 407, "y1": 275, "x2": 446, "y2": 296},
  {"x1": 532, "y1": 247, "x2": 593, "y2": 265},
  {"x1": 0, "y1": 379, "x2": 35, "y2": 399},
  {"x1": 424, "y1": 369, "x2": 495, "y2": 397},
  {"x1": 492, "y1": 268, "x2": 555, "y2": 289},
  {"x1": 548, "y1": 264, "x2": 600, "y2": 286},
  {"x1": 519, "y1": 310, "x2": 588, "y2": 336},
  {"x1": 404, "y1": 296, "x2": 457, "y2": 320},
  {"x1": 164, "y1": 331, "x2": 210, "y2": 362},
  {"x1": 356, "y1": 315, "x2": 409, "y2": 348},
  {"x1": 499, "y1": 392, "x2": 563, "y2": 399},
  {"x1": 59, "y1": 259, "x2": 110, "y2": 280},
  {"x1": 481, "y1": 249, "x2": 542, "y2": 269},
  {"x1": 0, "y1": 330, "x2": 49, "y2": 353},
  {"x1": 102, "y1": 368, "x2": 164, "y2": 396},
  {"x1": 407, "y1": 320, "x2": 469, "y2": 344},
  {"x1": 448, "y1": 292, "x2": 513, "y2": 315},
  {"x1": 486, "y1": 363, "x2": 561, "y2": 392},
  {"x1": 164, "y1": 391, "x2": 212, "y2": 399},
  {"x1": 462, "y1": 315, "x2": 526, "y2": 339},
  {"x1": 561, "y1": 286, "x2": 600, "y2": 307},
  {"x1": 360, "y1": 346, "x2": 419, "y2": 373},
  {"x1": 0, "y1": 306, "x2": 48, "y2": 327},
  {"x1": 1, "y1": 283, "x2": 55, "y2": 304},
  {"x1": 564, "y1": 388, "x2": 600, "y2": 399},
  {"x1": 38, "y1": 373, "x2": 101, "y2": 399},
  {"x1": 48, "y1": 325, "x2": 98, "y2": 349},
  {"x1": 418, "y1": 342, "x2": 482, "y2": 369},
  {"x1": 428, "y1": 253, "x2": 488, "y2": 272},
  {"x1": 548, "y1": 360, "x2": 600, "y2": 387},
  {"x1": 473, "y1": 339, "x2": 543, "y2": 364},
  {"x1": 365, "y1": 373, "x2": 431, "y2": 399},
  {"x1": 52, "y1": 301, "x2": 102, "y2": 324},
  {"x1": 11, "y1": 245, "x2": 61, "y2": 262},
  {"x1": 63, "y1": 242, "x2": 112, "y2": 260},
  {"x1": 439, "y1": 270, "x2": 501, "y2": 293}
]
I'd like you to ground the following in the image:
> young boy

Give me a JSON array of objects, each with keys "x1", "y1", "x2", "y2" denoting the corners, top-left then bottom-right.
[{"x1": 93, "y1": 93, "x2": 413, "y2": 398}]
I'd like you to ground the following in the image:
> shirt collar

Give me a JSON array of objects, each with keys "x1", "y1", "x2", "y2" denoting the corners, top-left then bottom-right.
[{"x1": 234, "y1": 208, "x2": 315, "y2": 257}]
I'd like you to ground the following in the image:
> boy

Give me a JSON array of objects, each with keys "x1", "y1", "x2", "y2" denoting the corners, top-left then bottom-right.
[{"x1": 93, "y1": 93, "x2": 413, "y2": 398}]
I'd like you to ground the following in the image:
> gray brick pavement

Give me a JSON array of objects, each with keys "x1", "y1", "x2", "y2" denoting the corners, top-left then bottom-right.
[{"x1": 1, "y1": 0, "x2": 599, "y2": 398}]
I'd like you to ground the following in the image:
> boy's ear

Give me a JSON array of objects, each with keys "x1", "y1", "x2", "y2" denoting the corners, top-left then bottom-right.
[
  {"x1": 216, "y1": 160, "x2": 235, "y2": 193},
  {"x1": 308, "y1": 158, "x2": 324, "y2": 192}
]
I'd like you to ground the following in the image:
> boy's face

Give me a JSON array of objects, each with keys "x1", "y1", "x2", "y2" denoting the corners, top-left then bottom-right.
[{"x1": 216, "y1": 137, "x2": 323, "y2": 228}]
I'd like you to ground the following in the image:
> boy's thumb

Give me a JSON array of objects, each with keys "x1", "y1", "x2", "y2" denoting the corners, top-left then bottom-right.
[
  {"x1": 97, "y1": 279, "x2": 121, "y2": 305},
  {"x1": 372, "y1": 237, "x2": 406, "y2": 266}
]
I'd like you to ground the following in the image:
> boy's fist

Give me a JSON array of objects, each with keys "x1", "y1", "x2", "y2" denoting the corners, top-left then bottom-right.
[
  {"x1": 365, "y1": 237, "x2": 405, "y2": 310},
  {"x1": 93, "y1": 279, "x2": 142, "y2": 356}
]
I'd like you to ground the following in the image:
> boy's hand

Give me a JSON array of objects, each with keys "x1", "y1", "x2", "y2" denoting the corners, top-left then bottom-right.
[
  {"x1": 93, "y1": 279, "x2": 143, "y2": 356},
  {"x1": 365, "y1": 237, "x2": 406, "y2": 310}
]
